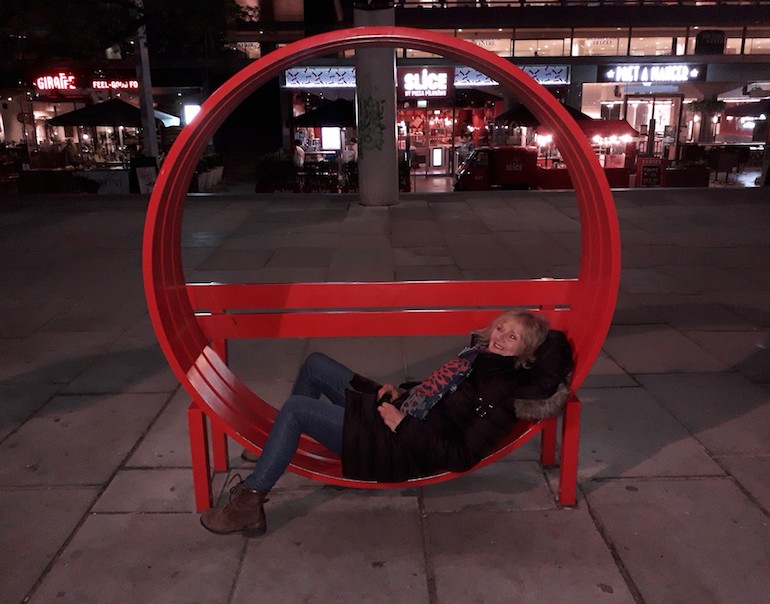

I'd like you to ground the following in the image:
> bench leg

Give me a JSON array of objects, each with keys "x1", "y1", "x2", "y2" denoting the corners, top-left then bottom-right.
[
  {"x1": 211, "y1": 421, "x2": 230, "y2": 472},
  {"x1": 540, "y1": 416, "x2": 558, "y2": 466},
  {"x1": 558, "y1": 395, "x2": 581, "y2": 506},
  {"x1": 188, "y1": 403, "x2": 213, "y2": 512}
]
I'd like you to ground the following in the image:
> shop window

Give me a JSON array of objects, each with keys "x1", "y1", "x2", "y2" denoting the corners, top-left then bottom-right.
[
  {"x1": 403, "y1": 48, "x2": 443, "y2": 59},
  {"x1": 745, "y1": 27, "x2": 770, "y2": 55},
  {"x1": 582, "y1": 83, "x2": 622, "y2": 120},
  {"x1": 402, "y1": 30, "x2": 455, "y2": 59},
  {"x1": 572, "y1": 29, "x2": 628, "y2": 57},
  {"x1": 600, "y1": 103, "x2": 622, "y2": 120},
  {"x1": 456, "y1": 29, "x2": 512, "y2": 57},
  {"x1": 514, "y1": 38, "x2": 569, "y2": 58},
  {"x1": 725, "y1": 38, "x2": 742, "y2": 55},
  {"x1": 684, "y1": 27, "x2": 743, "y2": 55},
  {"x1": 745, "y1": 38, "x2": 770, "y2": 55},
  {"x1": 513, "y1": 29, "x2": 570, "y2": 58},
  {"x1": 629, "y1": 35, "x2": 676, "y2": 57}
]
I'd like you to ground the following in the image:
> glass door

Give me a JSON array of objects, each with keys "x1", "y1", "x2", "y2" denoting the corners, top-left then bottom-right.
[{"x1": 623, "y1": 93, "x2": 684, "y2": 160}]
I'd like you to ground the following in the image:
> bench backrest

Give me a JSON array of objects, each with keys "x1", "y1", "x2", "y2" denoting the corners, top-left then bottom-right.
[
  {"x1": 186, "y1": 278, "x2": 585, "y2": 385},
  {"x1": 187, "y1": 279, "x2": 579, "y2": 338}
]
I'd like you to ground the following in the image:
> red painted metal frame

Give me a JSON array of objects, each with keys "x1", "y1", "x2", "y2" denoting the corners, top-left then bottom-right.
[{"x1": 142, "y1": 27, "x2": 621, "y2": 510}]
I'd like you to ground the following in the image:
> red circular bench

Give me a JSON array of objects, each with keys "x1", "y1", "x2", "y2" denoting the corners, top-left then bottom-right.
[{"x1": 142, "y1": 27, "x2": 621, "y2": 511}]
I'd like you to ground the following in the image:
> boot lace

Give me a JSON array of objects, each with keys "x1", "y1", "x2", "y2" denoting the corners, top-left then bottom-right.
[
  {"x1": 225, "y1": 473, "x2": 269, "y2": 503},
  {"x1": 226, "y1": 473, "x2": 244, "y2": 500}
]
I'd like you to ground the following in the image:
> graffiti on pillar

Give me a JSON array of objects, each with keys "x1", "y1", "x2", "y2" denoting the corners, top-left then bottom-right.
[{"x1": 359, "y1": 96, "x2": 386, "y2": 153}]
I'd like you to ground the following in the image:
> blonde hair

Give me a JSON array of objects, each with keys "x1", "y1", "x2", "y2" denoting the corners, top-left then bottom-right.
[{"x1": 473, "y1": 310, "x2": 550, "y2": 368}]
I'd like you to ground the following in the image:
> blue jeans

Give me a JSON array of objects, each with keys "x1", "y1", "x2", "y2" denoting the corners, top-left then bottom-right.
[{"x1": 243, "y1": 352, "x2": 356, "y2": 492}]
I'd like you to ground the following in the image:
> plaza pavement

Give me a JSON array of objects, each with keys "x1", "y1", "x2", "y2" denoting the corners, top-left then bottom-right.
[{"x1": 0, "y1": 181, "x2": 768, "y2": 603}]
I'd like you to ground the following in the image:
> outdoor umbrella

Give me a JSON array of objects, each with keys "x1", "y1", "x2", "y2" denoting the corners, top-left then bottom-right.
[
  {"x1": 724, "y1": 98, "x2": 770, "y2": 118},
  {"x1": 495, "y1": 102, "x2": 593, "y2": 127},
  {"x1": 290, "y1": 99, "x2": 356, "y2": 127},
  {"x1": 46, "y1": 98, "x2": 180, "y2": 128}
]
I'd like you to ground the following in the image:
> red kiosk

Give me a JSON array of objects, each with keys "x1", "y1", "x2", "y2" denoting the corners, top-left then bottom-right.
[{"x1": 142, "y1": 27, "x2": 621, "y2": 511}]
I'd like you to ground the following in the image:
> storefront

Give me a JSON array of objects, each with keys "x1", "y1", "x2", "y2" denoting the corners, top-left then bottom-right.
[
  {"x1": 0, "y1": 69, "x2": 185, "y2": 193},
  {"x1": 579, "y1": 61, "x2": 708, "y2": 160},
  {"x1": 396, "y1": 66, "x2": 503, "y2": 176},
  {"x1": 283, "y1": 63, "x2": 571, "y2": 180},
  {"x1": 580, "y1": 60, "x2": 768, "y2": 167}
]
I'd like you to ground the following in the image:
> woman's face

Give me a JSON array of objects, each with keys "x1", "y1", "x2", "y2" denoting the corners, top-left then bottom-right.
[{"x1": 487, "y1": 318, "x2": 527, "y2": 357}]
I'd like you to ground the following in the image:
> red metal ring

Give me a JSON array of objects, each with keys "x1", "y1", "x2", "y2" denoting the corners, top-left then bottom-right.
[{"x1": 143, "y1": 26, "x2": 621, "y2": 472}]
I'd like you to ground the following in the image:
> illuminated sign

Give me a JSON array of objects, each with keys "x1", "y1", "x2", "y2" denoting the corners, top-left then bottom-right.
[
  {"x1": 600, "y1": 64, "x2": 706, "y2": 84},
  {"x1": 284, "y1": 67, "x2": 356, "y2": 88},
  {"x1": 92, "y1": 79, "x2": 139, "y2": 90},
  {"x1": 398, "y1": 68, "x2": 454, "y2": 99},
  {"x1": 521, "y1": 66, "x2": 570, "y2": 86},
  {"x1": 35, "y1": 72, "x2": 77, "y2": 91},
  {"x1": 284, "y1": 65, "x2": 569, "y2": 90}
]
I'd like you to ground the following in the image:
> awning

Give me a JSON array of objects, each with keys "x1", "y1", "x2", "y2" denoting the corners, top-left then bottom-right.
[
  {"x1": 577, "y1": 119, "x2": 639, "y2": 139},
  {"x1": 46, "y1": 98, "x2": 180, "y2": 128},
  {"x1": 724, "y1": 98, "x2": 770, "y2": 118},
  {"x1": 495, "y1": 102, "x2": 593, "y2": 128}
]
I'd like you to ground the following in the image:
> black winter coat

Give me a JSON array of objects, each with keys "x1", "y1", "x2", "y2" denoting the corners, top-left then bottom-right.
[{"x1": 341, "y1": 330, "x2": 573, "y2": 482}]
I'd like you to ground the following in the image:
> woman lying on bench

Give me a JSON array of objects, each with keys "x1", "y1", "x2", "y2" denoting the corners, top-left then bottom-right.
[{"x1": 201, "y1": 310, "x2": 573, "y2": 537}]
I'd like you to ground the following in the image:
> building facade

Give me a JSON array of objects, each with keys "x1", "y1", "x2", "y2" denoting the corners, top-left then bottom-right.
[
  {"x1": 228, "y1": 0, "x2": 770, "y2": 177},
  {"x1": 2, "y1": 0, "x2": 768, "y2": 183}
]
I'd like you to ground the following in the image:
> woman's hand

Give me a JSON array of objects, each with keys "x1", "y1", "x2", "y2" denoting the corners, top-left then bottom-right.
[
  {"x1": 377, "y1": 384, "x2": 405, "y2": 403},
  {"x1": 378, "y1": 402, "x2": 405, "y2": 433}
]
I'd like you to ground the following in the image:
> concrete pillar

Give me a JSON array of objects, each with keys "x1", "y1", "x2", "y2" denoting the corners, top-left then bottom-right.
[{"x1": 354, "y1": 6, "x2": 399, "y2": 206}]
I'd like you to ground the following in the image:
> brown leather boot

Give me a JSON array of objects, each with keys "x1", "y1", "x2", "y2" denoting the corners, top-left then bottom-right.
[{"x1": 200, "y1": 483, "x2": 269, "y2": 536}]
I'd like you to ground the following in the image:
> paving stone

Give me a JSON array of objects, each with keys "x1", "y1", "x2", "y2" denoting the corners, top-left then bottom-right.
[
  {"x1": 0, "y1": 330, "x2": 119, "y2": 384},
  {"x1": 577, "y1": 387, "x2": 724, "y2": 482},
  {"x1": 0, "y1": 382, "x2": 59, "y2": 441},
  {"x1": 128, "y1": 390, "x2": 193, "y2": 467},
  {"x1": 718, "y1": 455, "x2": 770, "y2": 511},
  {"x1": 63, "y1": 341, "x2": 178, "y2": 394},
  {"x1": 4, "y1": 187, "x2": 770, "y2": 603},
  {"x1": 426, "y1": 507, "x2": 636, "y2": 604},
  {"x1": 28, "y1": 514, "x2": 242, "y2": 604},
  {"x1": 93, "y1": 468, "x2": 196, "y2": 513},
  {"x1": 602, "y1": 324, "x2": 727, "y2": 373},
  {"x1": 0, "y1": 392, "x2": 167, "y2": 486},
  {"x1": 684, "y1": 329, "x2": 770, "y2": 383},
  {"x1": 232, "y1": 489, "x2": 426, "y2": 604},
  {"x1": 636, "y1": 372, "x2": 770, "y2": 455},
  {"x1": 586, "y1": 478, "x2": 770, "y2": 604},
  {"x1": 0, "y1": 487, "x2": 98, "y2": 604},
  {"x1": 581, "y1": 350, "x2": 637, "y2": 389},
  {"x1": 422, "y1": 459, "x2": 557, "y2": 513}
]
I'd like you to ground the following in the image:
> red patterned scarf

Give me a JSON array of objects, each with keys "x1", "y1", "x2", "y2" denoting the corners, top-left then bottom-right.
[{"x1": 399, "y1": 345, "x2": 485, "y2": 419}]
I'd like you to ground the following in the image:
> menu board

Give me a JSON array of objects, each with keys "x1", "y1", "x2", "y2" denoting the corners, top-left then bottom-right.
[{"x1": 636, "y1": 157, "x2": 664, "y2": 188}]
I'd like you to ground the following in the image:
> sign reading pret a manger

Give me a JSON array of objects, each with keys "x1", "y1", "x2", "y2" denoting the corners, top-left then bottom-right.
[{"x1": 599, "y1": 64, "x2": 707, "y2": 84}]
